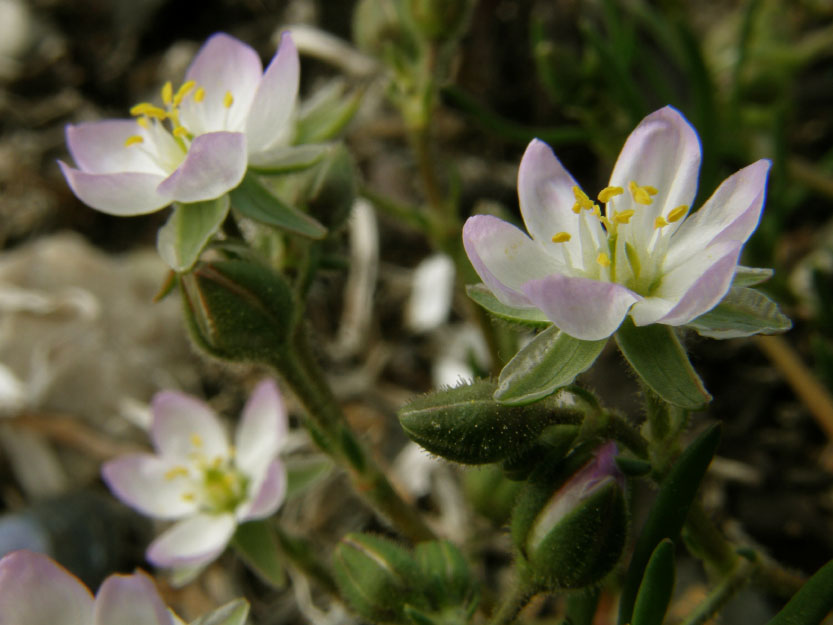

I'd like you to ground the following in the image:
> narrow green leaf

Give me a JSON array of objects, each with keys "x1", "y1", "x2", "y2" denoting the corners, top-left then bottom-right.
[
  {"x1": 285, "y1": 455, "x2": 334, "y2": 499},
  {"x1": 248, "y1": 144, "x2": 329, "y2": 174},
  {"x1": 466, "y1": 284, "x2": 550, "y2": 328},
  {"x1": 229, "y1": 173, "x2": 327, "y2": 239},
  {"x1": 496, "y1": 326, "x2": 607, "y2": 405},
  {"x1": 189, "y1": 599, "x2": 250, "y2": 625},
  {"x1": 766, "y1": 558, "x2": 833, "y2": 625},
  {"x1": 232, "y1": 520, "x2": 286, "y2": 588},
  {"x1": 294, "y1": 80, "x2": 363, "y2": 144},
  {"x1": 615, "y1": 318, "x2": 711, "y2": 410},
  {"x1": 732, "y1": 265, "x2": 774, "y2": 287},
  {"x1": 157, "y1": 196, "x2": 230, "y2": 272},
  {"x1": 687, "y1": 287, "x2": 792, "y2": 339},
  {"x1": 631, "y1": 539, "x2": 676, "y2": 625},
  {"x1": 618, "y1": 424, "x2": 721, "y2": 625},
  {"x1": 560, "y1": 588, "x2": 601, "y2": 625}
]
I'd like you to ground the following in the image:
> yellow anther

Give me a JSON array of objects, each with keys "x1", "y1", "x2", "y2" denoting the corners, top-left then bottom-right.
[
  {"x1": 173, "y1": 126, "x2": 189, "y2": 138},
  {"x1": 136, "y1": 116, "x2": 150, "y2": 129},
  {"x1": 130, "y1": 103, "x2": 167, "y2": 119},
  {"x1": 181, "y1": 492, "x2": 196, "y2": 502},
  {"x1": 223, "y1": 90, "x2": 234, "y2": 108},
  {"x1": 164, "y1": 466, "x2": 189, "y2": 480},
  {"x1": 173, "y1": 80, "x2": 196, "y2": 106},
  {"x1": 124, "y1": 135, "x2": 144, "y2": 147},
  {"x1": 598, "y1": 186, "x2": 624, "y2": 203},
  {"x1": 654, "y1": 216, "x2": 669, "y2": 229},
  {"x1": 600, "y1": 216, "x2": 612, "y2": 230},
  {"x1": 597, "y1": 252, "x2": 611, "y2": 267},
  {"x1": 167, "y1": 108, "x2": 180, "y2": 124},
  {"x1": 161, "y1": 81, "x2": 173, "y2": 106},
  {"x1": 194, "y1": 87, "x2": 206, "y2": 103},
  {"x1": 551, "y1": 232, "x2": 571, "y2": 243},
  {"x1": 629, "y1": 181, "x2": 654, "y2": 205},
  {"x1": 592, "y1": 205, "x2": 602, "y2": 217},
  {"x1": 613, "y1": 209, "x2": 635, "y2": 224},
  {"x1": 571, "y1": 185, "x2": 594, "y2": 214},
  {"x1": 190, "y1": 433, "x2": 203, "y2": 448},
  {"x1": 667, "y1": 205, "x2": 688, "y2": 222}
]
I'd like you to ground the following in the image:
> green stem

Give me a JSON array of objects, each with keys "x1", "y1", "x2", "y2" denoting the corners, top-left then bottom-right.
[
  {"x1": 679, "y1": 555, "x2": 756, "y2": 625},
  {"x1": 488, "y1": 579, "x2": 540, "y2": 625},
  {"x1": 274, "y1": 525, "x2": 340, "y2": 598},
  {"x1": 683, "y1": 502, "x2": 738, "y2": 576}
]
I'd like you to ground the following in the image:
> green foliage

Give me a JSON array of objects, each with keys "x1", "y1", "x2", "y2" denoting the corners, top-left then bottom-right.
[
  {"x1": 232, "y1": 520, "x2": 285, "y2": 588},
  {"x1": 687, "y1": 286, "x2": 792, "y2": 339},
  {"x1": 766, "y1": 558, "x2": 833, "y2": 625},
  {"x1": 157, "y1": 197, "x2": 230, "y2": 272},
  {"x1": 631, "y1": 539, "x2": 676, "y2": 625}
]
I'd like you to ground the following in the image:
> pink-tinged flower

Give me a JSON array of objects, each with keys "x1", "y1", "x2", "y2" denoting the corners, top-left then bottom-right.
[
  {"x1": 59, "y1": 32, "x2": 299, "y2": 216},
  {"x1": 0, "y1": 550, "x2": 179, "y2": 625},
  {"x1": 102, "y1": 380, "x2": 288, "y2": 571},
  {"x1": 463, "y1": 106, "x2": 770, "y2": 341}
]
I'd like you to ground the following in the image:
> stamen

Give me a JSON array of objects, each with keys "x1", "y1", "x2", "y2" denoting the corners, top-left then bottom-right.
[
  {"x1": 136, "y1": 117, "x2": 150, "y2": 129},
  {"x1": 597, "y1": 186, "x2": 624, "y2": 203},
  {"x1": 129, "y1": 103, "x2": 167, "y2": 120},
  {"x1": 124, "y1": 135, "x2": 144, "y2": 147},
  {"x1": 164, "y1": 466, "x2": 189, "y2": 480},
  {"x1": 551, "y1": 232, "x2": 571, "y2": 243},
  {"x1": 181, "y1": 492, "x2": 196, "y2": 502},
  {"x1": 173, "y1": 80, "x2": 196, "y2": 106},
  {"x1": 597, "y1": 252, "x2": 611, "y2": 267},
  {"x1": 572, "y1": 186, "x2": 594, "y2": 214},
  {"x1": 172, "y1": 126, "x2": 189, "y2": 138},
  {"x1": 223, "y1": 91, "x2": 234, "y2": 108},
  {"x1": 644, "y1": 186, "x2": 658, "y2": 196},
  {"x1": 194, "y1": 87, "x2": 206, "y2": 103},
  {"x1": 629, "y1": 181, "x2": 654, "y2": 205},
  {"x1": 667, "y1": 205, "x2": 688, "y2": 222},
  {"x1": 190, "y1": 433, "x2": 203, "y2": 448},
  {"x1": 161, "y1": 81, "x2": 173, "y2": 106},
  {"x1": 613, "y1": 209, "x2": 635, "y2": 224},
  {"x1": 654, "y1": 216, "x2": 669, "y2": 229}
]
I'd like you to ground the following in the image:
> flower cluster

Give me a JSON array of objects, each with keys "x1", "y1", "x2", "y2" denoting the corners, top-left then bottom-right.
[
  {"x1": 102, "y1": 379, "x2": 288, "y2": 572},
  {"x1": 463, "y1": 106, "x2": 770, "y2": 340}
]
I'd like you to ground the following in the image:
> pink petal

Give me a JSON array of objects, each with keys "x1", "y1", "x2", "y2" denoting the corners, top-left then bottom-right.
[
  {"x1": 665, "y1": 160, "x2": 770, "y2": 269},
  {"x1": 101, "y1": 454, "x2": 198, "y2": 520},
  {"x1": 0, "y1": 550, "x2": 93, "y2": 625},
  {"x1": 237, "y1": 459, "x2": 287, "y2": 521},
  {"x1": 156, "y1": 132, "x2": 247, "y2": 203},
  {"x1": 66, "y1": 121, "x2": 164, "y2": 175},
  {"x1": 462, "y1": 214, "x2": 561, "y2": 308},
  {"x1": 151, "y1": 391, "x2": 229, "y2": 462},
  {"x1": 234, "y1": 379, "x2": 287, "y2": 477},
  {"x1": 246, "y1": 32, "x2": 299, "y2": 155},
  {"x1": 521, "y1": 275, "x2": 640, "y2": 340},
  {"x1": 94, "y1": 572, "x2": 173, "y2": 625},
  {"x1": 59, "y1": 162, "x2": 170, "y2": 216},
  {"x1": 146, "y1": 514, "x2": 236, "y2": 569},
  {"x1": 181, "y1": 33, "x2": 263, "y2": 133}
]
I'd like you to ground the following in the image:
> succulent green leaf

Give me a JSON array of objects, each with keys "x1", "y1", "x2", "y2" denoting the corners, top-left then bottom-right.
[
  {"x1": 618, "y1": 424, "x2": 721, "y2": 625},
  {"x1": 687, "y1": 286, "x2": 792, "y2": 339},
  {"x1": 157, "y1": 196, "x2": 230, "y2": 272},
  {"x1": 631, "y1": 539, "x2": 676, "y2": 625},
  {"x1": 495, "y1": 325, "x2": 607, "y2": 405},
  {"x1": 248, "y1": 144, "x2": 329, "y2": 174},
  {"x1": 732, "y1": 265, "x2": 774, "y2": 287},
  {"x1": 294, "y1": 80, "x2": 363, "y2": 144},
  {"x1": 765, "y1": 558, "x2": 833, "y2": 625},
  {"x1": 465, "y1": 284, "x2": 550, "y2": 328},
  {"x1": 188, "y1": 599, "x2": 250, "y2": 625},
  {"x1": 232, "y1": 520, "x2": 286, "y2": 588},
  {"x1": 615, "y1": 318, "x2": 711, "y2": 410},
  {"x1": 230, "y1": 173, "x2": 327, "y2": 239}
]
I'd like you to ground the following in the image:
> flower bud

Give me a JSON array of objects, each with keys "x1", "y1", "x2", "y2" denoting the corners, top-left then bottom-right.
[
  {"x1": 409, "y1": 0, "x2": 473, "y2": 43},
  {"x1": 512, "y1": 442, "x2": 626, "y2": 590},
  {"x1": 179, "y1": 259, "x2": 295, "y2": 363},
  {"x1": 414, "y1": 540, "x2": 479, "y2": 618}
]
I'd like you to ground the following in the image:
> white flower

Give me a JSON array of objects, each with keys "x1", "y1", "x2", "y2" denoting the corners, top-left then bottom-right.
[{"x1": 102, "y1": 380, "x2": 287, "y2": 570}]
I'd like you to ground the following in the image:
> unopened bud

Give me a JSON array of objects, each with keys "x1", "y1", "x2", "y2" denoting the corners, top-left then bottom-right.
[
  {"x1": 409, "y1": 0, "x2": 473, "y2": 43},
  {"x1": 414, "y1": 540, "x2": 479, "y2": 618}
]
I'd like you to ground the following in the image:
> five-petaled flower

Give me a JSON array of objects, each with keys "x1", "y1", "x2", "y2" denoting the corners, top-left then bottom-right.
[
  {"x1": 60, "y1": 32, "x2": 299, "y2": 216},
  {"x1": 0, "y1": 550, "x2": 188, "y2": 625},
  {"x1": 463, "y1": 106, "x2": 770, "y2": 341},
  {"x1": 102, "y1": 379, "x2": 288, "y2": 572}
]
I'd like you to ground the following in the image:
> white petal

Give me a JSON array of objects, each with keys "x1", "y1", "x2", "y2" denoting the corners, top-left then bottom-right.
[
  {"x1": 94, "y1": 572, "x2": 173, "y2": 625},
  {"x1": 236, "y1": 460, "x2": 287, "y2": 521},
  {"x1": 66, "y1": 121, "x2": 165, "y2": 175},
  {"x1": 59, "y1": 162, "x2": 171, "y2": 216},
  {"x1": 234, "y1": 379, "x2": 287, "y2": 476},
  {"x1": 0, "y1": 550, "x2": 93, "y2": 625},
  {"x1": 146, "y1": 514, "x2": 236, "y2": 569},
  {"x1": 151, "y1": 391, "x2": 229, "y2": 462},
  {"x1": 246, "y1": 32, "x2": 299, "y2": 155},
  {"x1": 101, "y1": 454, "x2": 198, "y2": 520}
]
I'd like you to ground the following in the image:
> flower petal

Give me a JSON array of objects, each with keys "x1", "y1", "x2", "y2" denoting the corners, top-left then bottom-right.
[
  {"x1": 146, "y1": 514, "x2": 236, "y2": 569},
  {"x1": 66, "y1": 121, "x2": 165, "y2": 175},
  {"x1": 246, "y1": 32, "x2": 299, "y2": 155},
  {"x1": 59, "y1": 162, "x2": 171, "y2": 216},
  {"x1": 463, "y1": 214, "x2": 562, "y2": 307},
  {"x1": 94, "y1": 572, "x2": 173, "y2": 625},
  {"x1": 101, "y1": 454, "x2": 199, "y2": 520},
  {"x1": 664, "y1": 160, "x2": 770, "y2": 269},
  {"x1": 180, "y1": 33, "x2": 263, "y2": 133},
  {"x1": 156, "y1": 132, "x2": 247, "y2": 203},
  {"x1": 609, "y1": 106, "x2": 701, "y2": 248},
  {"x1": 0, "y1": 550, "x2": 93, "y2": 625},
  {"x1": 630, "y1": 242, "x2": 742, "y2": 326},
  {"x1": 236, "y1": 459, "x2": 287, "y2": 521},
  {"x1": 151, "y1": 391, "x2": 229, "y2": 462},
  {"x1": 235, "y1": 379, "x2": 287, "y2": 477},
  {"x1": 521, "y1": 275, "x2": 640, "y2": 340}
]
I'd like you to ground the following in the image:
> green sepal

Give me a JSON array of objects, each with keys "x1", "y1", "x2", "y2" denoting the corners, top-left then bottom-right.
[
  {"x1": 465, "y1": 284, "x2": 550, "y2": 328},
  {"x1": 157, "y1": 196, "x2": 230, "y2": 272},
  {"x1": 631, "y1": 539, "x2": 676, "y2": 625},
  {"x1": 188, "y1": 599, "x2": 250, "y2": 625},
  {"x1": 495, "y1": 325, "x2": 607, "y2": 405},
  {"x1": 398, "y1": 378, "x2": 582, "y2": 464},
  {"x1": 285, "y1": 455, "x2": 334, "y2": 500},
  {"x1": 765, "y1": 558, "x2": 833, "y2": 625},
  {"x1": 615, "y1": 318, "x2": 711, "y2": 410},
  {"x1": 414, "y1": 540, "x2": 479, "y2": 617},
  {"x1": 231, "y1": 520, "x2": 285, "y2": 588},
  {"x1": 617, "y1": 424, "x2": 721, "y2": 625},
  {"x1": 686, "y1": 286, "x2": 792, "y2": 339},
  {"x1": 294, "y1": 80, "x2": 364, "y2": 144},
  {"x1": 248, "y1": 144, "x2": 329, "y2": 174},
  {"x1": 732, "y1": 265, "x2": 774, "y2": 287},
  {"x1": 229, "y1": 172, "x2": 327, "y2": 239},
  {"x1": 501, "y1": 424, "x2": 579, "y2": 481}
]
